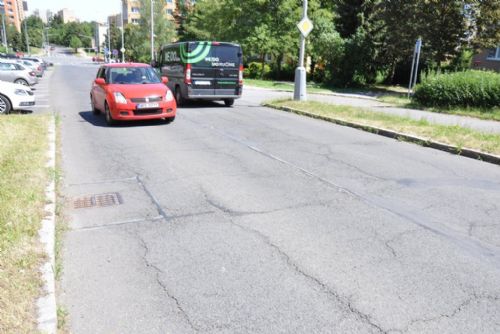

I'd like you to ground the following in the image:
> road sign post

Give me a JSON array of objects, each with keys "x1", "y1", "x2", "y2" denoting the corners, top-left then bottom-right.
[
  {"x1": 294, "y1": 0, "x2": 313, "y2": 101},
  {"x1": 408, "y1": 38, "x2": 422, "y2": 97}
]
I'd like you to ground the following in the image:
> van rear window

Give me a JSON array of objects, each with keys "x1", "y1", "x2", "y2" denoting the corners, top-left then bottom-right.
[{"x1": 185, "y1": 43, "x2": 241, "y2": 68}]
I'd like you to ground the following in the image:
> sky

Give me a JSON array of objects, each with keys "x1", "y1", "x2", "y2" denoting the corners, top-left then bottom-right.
[{"x1": 26, "y1": 0, "x2": 121, "y2": 23}]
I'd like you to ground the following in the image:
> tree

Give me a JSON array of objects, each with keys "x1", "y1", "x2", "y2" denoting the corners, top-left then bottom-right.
[
  {"x1": 138, "y1": 0, "x2": 177, "y2": 61},
  {"x1": 70, "y1": 36, "x2": 82, "y2": 52},
  {"x1": 21, "y1": 16, "x2": 44, "y2": 51}
]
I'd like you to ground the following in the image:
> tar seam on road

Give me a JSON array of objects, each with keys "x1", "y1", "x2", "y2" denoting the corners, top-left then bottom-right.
[
  {"x1": 135, "y1": 175, "x2": 170, "y2": 220},
  {"x1": 73, "y1": 216, "x2": 164, "y2": 232},
  {"x1": 183, "y1": 115, "x2": 500, "y2": 270},
  {"x1": 67, "y1": 176, "x2": 138, "y2": 186}
]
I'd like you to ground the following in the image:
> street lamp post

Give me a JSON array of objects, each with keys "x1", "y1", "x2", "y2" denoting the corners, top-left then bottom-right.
[
  {"x1": 107, "y1": 18, "x2": 111, "y2": 62},
  {"x1": 24, "y1": 19, "x2": 30, "y2": 54},
  {"x1": 293, "y1": 0, "x2": 310, "y2": 101},
  {"x1": 121, "y1": 1, "x2": 125, "y2": 62},
  {"x1": 150, "y1": 0, "x2": 154, "y2": 61}
]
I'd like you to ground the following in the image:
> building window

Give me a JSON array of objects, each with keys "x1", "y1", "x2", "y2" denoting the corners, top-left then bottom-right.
[
  {"x1": 166, "y1": 0, "x2": 173, "y2": 3},
  {"x1": 132, "y1": 18, "x2": 139, "y2": 24},
  {"x1": 487, "y1": 47, "x2": 500, "y2": 60},
  {"x1": 166, "y1": 9, "x2": 173, "y2": 15},
  {"x1": 131, "y1": 7, "x2": 140, "y2": 13}
]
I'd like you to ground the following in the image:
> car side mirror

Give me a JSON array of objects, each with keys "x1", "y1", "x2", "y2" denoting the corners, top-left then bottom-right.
[
  {"x1": 161, "y1": 76, "x2": 168, "y2": 84},
  {"x1": 151, "y1": 60, "x2": 157, "y2": 67},
  {"x1": 95, "y1": 78, "x2": 106, "y2": 85}
]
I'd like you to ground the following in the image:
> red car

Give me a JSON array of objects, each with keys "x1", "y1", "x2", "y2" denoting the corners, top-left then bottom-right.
[{"x1": 90, "y1": 63, "x2": 176, "y2": 125}]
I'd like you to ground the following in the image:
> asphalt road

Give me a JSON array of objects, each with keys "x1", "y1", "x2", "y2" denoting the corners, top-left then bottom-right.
[{"x1": 50, "y1": 59, "x2": 500, "y2": 333}]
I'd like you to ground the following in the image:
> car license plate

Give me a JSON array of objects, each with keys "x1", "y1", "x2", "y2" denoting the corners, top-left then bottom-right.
[{"x1": 137, "y1": 102, "x2": 160, "y2": 109}]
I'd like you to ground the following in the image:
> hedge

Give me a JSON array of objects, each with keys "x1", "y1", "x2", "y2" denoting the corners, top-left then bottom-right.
[{"x1": 413, "y1": 70, "x2": 500, "y2": 109}]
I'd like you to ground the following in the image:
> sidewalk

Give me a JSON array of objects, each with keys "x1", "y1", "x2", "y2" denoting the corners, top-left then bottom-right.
[{"x1": 246, "y1": 86, "x2": 500, "y2": 134}]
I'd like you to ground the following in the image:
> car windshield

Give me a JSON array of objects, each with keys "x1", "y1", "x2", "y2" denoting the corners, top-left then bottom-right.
[{"x1": 108, "y1": 67, "x2": 161, "y2": 84}]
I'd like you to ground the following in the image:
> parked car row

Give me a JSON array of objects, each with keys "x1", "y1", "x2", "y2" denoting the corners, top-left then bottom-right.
[
  {"x1": 0, "y1": 80, "x2": 35, "y2": 114},
  {"x1": 0, "y1": 55, "x2": 45, "y2": 114}
]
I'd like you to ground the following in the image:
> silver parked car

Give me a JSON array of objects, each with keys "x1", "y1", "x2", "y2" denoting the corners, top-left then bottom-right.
[
  {"x1": 0, "y1": 61, "x2": 38, "y2": 86},
  {"x1": 15, "y1": 59, "x2": 44, "y2": 77}
]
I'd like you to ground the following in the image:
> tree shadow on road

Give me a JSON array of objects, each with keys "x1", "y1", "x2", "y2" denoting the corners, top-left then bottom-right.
[{"x1": 78, "y1": 111, "x2": 171, "y2": 128}]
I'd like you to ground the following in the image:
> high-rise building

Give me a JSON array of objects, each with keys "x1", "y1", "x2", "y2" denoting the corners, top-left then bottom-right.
[
  {"x1": 1, "y1": 0, "x2": 26, "y2": 32},
  {"x1": 57, "y1": 8, "x2": 78, "y2": 23}
]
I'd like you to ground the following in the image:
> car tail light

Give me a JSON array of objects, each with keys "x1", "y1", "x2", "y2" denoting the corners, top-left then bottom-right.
[
  {"x1": 239, "y1": 64, "x2": 244, "y2": 85},
  {"x1": 184, "y1": 64, "x2": 192, "y2": 84},
  {"x1": 29, "y1": 71, "x2": 36, "y2": 77},
  {"x1": 37, "y1": 66, "x2": 41, "y2": 71}
]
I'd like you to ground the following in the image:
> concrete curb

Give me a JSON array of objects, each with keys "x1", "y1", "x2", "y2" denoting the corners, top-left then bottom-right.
[
  {"x1": 264, "y1": 103, "x2": 500, "y2": 166},
  {"x1": 245, "y1": 85, "x2": 379, "y2": 101},
  {"x1": 37, "y1": 115, "x2": 57, "y2": 334}
]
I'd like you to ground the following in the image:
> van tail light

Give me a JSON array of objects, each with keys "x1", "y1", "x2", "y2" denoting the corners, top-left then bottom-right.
[
  {"x1": 29, "y1": 71, "x2": 36, "y2": 77},
  {"x1": 184, "y1": 63, "x2": 192, "y2": 84},
  {"x1": 238, "y1": 65, "x2": 244, "y2": 85}
]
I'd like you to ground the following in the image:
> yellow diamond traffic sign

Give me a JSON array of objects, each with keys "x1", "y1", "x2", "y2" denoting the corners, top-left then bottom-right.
[{"x1": 297, "y1": 17, "x2": 314, "y2": 38}]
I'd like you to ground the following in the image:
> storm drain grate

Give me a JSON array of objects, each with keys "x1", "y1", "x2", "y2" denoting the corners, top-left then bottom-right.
[{"x1": 73, "y1": 192, "x2": 123, "y2": 209}]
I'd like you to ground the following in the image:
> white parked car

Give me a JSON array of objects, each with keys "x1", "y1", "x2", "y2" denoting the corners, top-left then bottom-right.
[{"x1": 0, "y1": 80, "x2": 35, "y2": 114}]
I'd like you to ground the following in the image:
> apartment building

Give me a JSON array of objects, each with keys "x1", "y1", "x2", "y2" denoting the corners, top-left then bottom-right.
[
  {"x1": 57, "y1": 8, "x2": 78, "y2": 23},
  {"x1": 0, "y1": 0, "x2": 26, "y2": 32},
  {"x1": 121, "y1": 0, "x2": 194, "y2": 25}
]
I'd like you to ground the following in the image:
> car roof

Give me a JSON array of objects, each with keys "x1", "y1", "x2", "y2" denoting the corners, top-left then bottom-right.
[{"x1": 103, "y1": 63, "x2": 151, "y2": 68}]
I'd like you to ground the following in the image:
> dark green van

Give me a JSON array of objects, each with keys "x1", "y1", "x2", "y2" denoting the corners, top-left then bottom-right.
[{"x1": 157, "y1": 41, "x2": 243, "y2": 106}]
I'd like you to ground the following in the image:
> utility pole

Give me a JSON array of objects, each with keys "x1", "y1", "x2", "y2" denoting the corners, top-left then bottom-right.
[
  {"x1": 120, "y1": 0, "x2": 125, "y2": 62},
  {"x1": 294, "y1": 0, "x2": 313, "y2": 101},
  {"x1": 24, "y1": 19, "x2": 30, "y2": 54},
  {"x1": 107, "y1": 17, "x2": 111, "y2": 62},
  {"x1": 408, "y1": 38, "x2": 422, "y2": 97},
  {"x1": 150, "y1": 0, "x2": 154, "y2": 62}
]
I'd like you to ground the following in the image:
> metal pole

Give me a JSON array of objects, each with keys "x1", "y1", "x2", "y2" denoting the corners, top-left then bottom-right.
[
  {"x1": 1, "y1": 14, "x2": 7, "y2": 50},
  {"x1": 150, "y1": 0, "x2": 154, "y2": 61},
  {"x1": 408, "y1": 43, "x2": 417, "y2": 98},
  {"x1": 293, "y1": 0, "x2": 308, "y2": 101},
  {"x1": 412, "y1": 38, "x2": 422, "y2": 91},
  {"x1": 121, "y1": 1, "x2": 125, "y2": 63},
  {"x1": 107, "y1": 18, "x2": 111, "y2": 62},
  {"x1": 24, "y1": 19, "x2": 30, "y2": 54}
]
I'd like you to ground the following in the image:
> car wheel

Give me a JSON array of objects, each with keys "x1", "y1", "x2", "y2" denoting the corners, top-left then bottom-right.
[
  {"x1": 224, "y1": 99, "x2": 235, "y2": 107},
  {"x1": 163, "y1": 116, "x2": 175, "y2": 124},
  {"x1": 105, "y1": 103, "x2": 115, "y2": 126},
  {"x1": 175, "y1": 87, "x2": 185, "y2": 107},
  {"x1": 0, "y1": 94, "x2": 12, "y2": 114},
  {"x1": 14, "y1": 79, "x2": 29, "y2": 86},
  {"x1": 91, "y1": 95, "x2": 100, "y2": 115}
]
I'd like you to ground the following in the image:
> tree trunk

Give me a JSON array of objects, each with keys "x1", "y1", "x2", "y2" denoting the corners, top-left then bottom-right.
[
  {"x1": 261, "y1": 53, "x2": 266, "y2": 80},
  {"x1": 276, "y1": 53, "x2": 283, "y2": 80}
]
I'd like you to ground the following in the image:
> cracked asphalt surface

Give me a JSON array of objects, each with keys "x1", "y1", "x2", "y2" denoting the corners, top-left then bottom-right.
[{"x1": 52, "y1": 60, "x2": 500, "y2": 333}]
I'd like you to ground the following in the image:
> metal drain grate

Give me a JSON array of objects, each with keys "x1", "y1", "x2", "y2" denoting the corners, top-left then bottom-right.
[{"x1": 73, "y1": 192, "x2": 123, "y2": 209}]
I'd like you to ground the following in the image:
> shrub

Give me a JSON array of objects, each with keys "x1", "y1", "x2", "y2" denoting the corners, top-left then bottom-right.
[
  {"x1": 243, "y1": 62, "x2": 271, "y2": 79},
  {"x1": 413, "y1": 70, "x2": 500, "y2": 109}
]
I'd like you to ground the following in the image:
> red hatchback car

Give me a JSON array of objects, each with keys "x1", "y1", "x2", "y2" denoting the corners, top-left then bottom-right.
[{"x1": 90, "y1": 63, "x2": 176, "y2": 125}]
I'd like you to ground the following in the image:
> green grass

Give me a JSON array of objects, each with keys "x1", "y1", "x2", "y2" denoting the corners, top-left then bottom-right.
[
  {"x1": 267, "y1": 99, "x2": 500, "y2": 156},
  {"x1": 0, "y1": 114, "x2": 51, "y2": 333},
  {"x1": 246, "y1": 78, "x2": 500, "y2": 122},
  {"x1": 378, "y1": 95, "x2": 500, "y2": 122}
]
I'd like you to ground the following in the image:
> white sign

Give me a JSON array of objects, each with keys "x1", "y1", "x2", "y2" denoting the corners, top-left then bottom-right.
[
  {"x1": 297, "y1": 17, "x2": 314, "y2": 38},
  {"x1": 120, "y1": 47, "x2": 125, "y2": 53}
]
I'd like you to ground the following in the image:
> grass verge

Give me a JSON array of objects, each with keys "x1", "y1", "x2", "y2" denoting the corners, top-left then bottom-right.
[
  {"x1": 266, "y1": 99, "x2": 500, "y2": 156},
  {"x1": 0, "y1": 114, "x2": 51, "y2": 333},
  {"x1": 246, "y1": 79, "x2": 500, "y2": 122},
  {"x1": 378, "y1": 95, "x2": 500, "y2": 122}
]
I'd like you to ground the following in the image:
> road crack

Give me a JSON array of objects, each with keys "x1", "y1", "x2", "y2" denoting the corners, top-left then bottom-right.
[
  {"x1": 132, "y1": 230, "x2": 199, "y2": 332},
  {"x1": 204, "y1": 193, "x2": 388, "y2": 333}
]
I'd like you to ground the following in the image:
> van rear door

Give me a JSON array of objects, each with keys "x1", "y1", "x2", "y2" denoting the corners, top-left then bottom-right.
[
  {"x1": 213, "y1": 45, "x2": 241, "y2": 96},
  {"x1": 187, "y1": 42, "x2": 217, "y2": 97}
]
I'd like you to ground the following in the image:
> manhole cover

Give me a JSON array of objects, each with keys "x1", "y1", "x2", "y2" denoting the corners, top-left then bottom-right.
[{"x1": 73, "y1": 192, "x2": 123, "y2": 209}]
